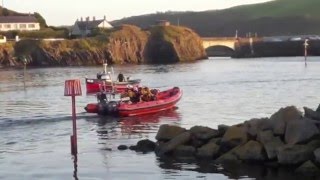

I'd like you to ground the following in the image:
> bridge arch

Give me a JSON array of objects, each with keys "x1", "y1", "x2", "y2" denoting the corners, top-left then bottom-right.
[
  {"x1": 202, "y1": 37, "x2": 237, "y2": 50},
  {"x1": 205, "y1": 45, "x2": 235, "y2": 57}
]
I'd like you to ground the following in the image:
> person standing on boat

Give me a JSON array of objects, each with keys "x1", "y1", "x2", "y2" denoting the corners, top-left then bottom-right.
[{"x1": 117, "y1": 72, "x2": 125, "y2": 82}]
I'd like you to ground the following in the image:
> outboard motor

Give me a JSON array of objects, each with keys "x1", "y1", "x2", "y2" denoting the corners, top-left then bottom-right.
[
  {"x1": 97, "y1": 101, "x2": 119, "y2": 115},
  {"x1": 106, "y1": 101, "x2": 119, "y2": 114},
  {"x1": 97, "y1": 73, "x2": 102, "y2": 79}
]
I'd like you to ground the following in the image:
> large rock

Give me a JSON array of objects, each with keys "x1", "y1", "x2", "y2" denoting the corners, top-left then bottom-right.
[
  {"x1": 233, "y1": 140, "x2": 266, "y2": 161},
  {"x1": 243, "y1": 118, "x2": 271, "y2": 137},
  {"x1": 277, "y1": 144, "x2": 314, "y2": 165},
  {"x1": 220, "y1": 125, "x2": 248, "y2": 151},
  {"x1": 217, "y1": 124, "x2": 229, "y2": 136},
  {"x1": 215, "y1": 146, "x2": 242, "y2": 164},
  {"x1": 196, "y1": 142, "x2": 220, "y2": 159},
  {"x1": 295, "y1": 160, "x2": 320, "y2": 175},
  {"x1": 190, "y1": 126, "x2": 220, "y2": 141},
  {"x1": 285, "y1": 118, "x2": 319, "y2": 144},
  {"x1": 173, "y1": 145, "x2": 196, "y2": 157},
  {"x1": 135, "y1": 139, "x2": 156, "y2": 153},
  {"x1": 314, "y1": 148, "x2": 320, "y2": 164},
  {"x1": 155, "y1": 131, "x2": 191, "y2": 156},
  {"x1": 308, "y1": 140, "x2": 320, "y2": 149},
  {"x1": 270, "y1": 106, "x2": 302, "y2": 136},
  {"x1": 257, "y1": 131, "x2": 284, "y2": 160},
  {"x1": 304, "y1": 107, "x2": 320, "y2": 121},
  {"x1": 155, "y1": 124, "x2": 186, "y2": 141},
  {"x1": 257, "y1": 130, "x2": 275, "y2": 144},
  {"x1": 316, "y1": 104, "x2": 320, "y2": 112},
  {"x1": 215, "y1": 152, "x2": 241, "y2": 164}
]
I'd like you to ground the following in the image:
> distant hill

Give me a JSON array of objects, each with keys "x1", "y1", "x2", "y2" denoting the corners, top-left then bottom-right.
[
  {"x1": 0, "y1": 6, "x2": 22, "y2": 16},
  {"x1": 112, "y1": 0, "x2": 320, "y2": 37}
]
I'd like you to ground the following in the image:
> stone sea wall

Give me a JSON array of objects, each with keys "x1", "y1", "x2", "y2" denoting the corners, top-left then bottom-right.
[{"x1": 120, "y1": 104, "x2": 320, "y2": 177}]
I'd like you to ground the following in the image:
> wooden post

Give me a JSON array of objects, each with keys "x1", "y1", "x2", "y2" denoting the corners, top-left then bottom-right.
[{"x1": 64, "y1": 80, "x2": 82, "y2": 155}]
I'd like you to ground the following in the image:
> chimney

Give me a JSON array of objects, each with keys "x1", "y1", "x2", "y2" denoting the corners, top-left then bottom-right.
[
  {"x1": 104, "y1": 15, "x2": 106, "y2": 20},
  {"x1": 93, "y1": 16, "x2": 95, "y2": 21},
  {"x1": 81, "y1": 17, "x2": 83, "y2": 21},
  {"x1": 86, "y1": 16, "x2": 89, "y2": 21}
]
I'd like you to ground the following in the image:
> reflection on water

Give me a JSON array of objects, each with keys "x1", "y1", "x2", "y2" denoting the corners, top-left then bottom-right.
[
  {"x1": 119, "y1": 109, "x2": 181, "y2": 135},
  {"x1": 90, "y1": 109, "x2": 182, "y2": 140},
  {"x1": 72, "y1": 155, "x2": 78, "y2": 180},
  {"x1": 158, "y1": 157, "x2": 315, "y2": 180}
]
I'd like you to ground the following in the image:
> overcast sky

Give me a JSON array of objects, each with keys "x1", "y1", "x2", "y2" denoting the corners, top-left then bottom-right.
[{"x1": 4, "y1": 0, "x2": 272, "y2": 26}]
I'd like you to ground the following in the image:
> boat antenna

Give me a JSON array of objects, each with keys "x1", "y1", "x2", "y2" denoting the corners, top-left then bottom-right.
[
  {"x1": 111, "y1": 66, "x2": 115, "y2": 79},
  {"x1": 103, "y1": 63, "x2": 108, "y2": 74}
]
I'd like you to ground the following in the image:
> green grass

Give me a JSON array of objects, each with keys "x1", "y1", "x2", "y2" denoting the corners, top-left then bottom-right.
[
  {"x1": 112, "y1": 0, "x2": 320, "y2": 36},
  {"x1": 225, "y1": 0, "x2": 320, "y2": 19}
]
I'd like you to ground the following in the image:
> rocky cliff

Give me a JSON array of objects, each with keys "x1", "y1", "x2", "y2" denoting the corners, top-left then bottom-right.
[
  {"x1": 0, "y1": 24, "x2": 206, "y2": 68},
  {"x1": 0, "y1": 43, "x2": 16, "y2": 67},
  {"x1": 144, "y1": 25, "x2": 207, "y2": 63}
]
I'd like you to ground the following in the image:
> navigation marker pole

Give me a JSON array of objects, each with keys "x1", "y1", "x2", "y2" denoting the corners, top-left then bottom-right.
[
  {"x1": 64, "y1": 79, "x2": 82, "y2": 155},
  {"x1": 23, "y1": 57, "x2": 27, "y2": 90},
  {"x1": 303, "y1": 39, "x2": 309, "y2": 67}
]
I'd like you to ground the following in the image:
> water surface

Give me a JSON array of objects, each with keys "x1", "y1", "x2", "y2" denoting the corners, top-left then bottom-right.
[{"x1": 1, "y1": 57, "x2": 319, "y2": 179}]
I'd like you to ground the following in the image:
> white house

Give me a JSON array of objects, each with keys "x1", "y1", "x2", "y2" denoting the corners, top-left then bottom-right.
[
  {"x1": 0, "y1": 15, "x2": 40, "y2": 31},
  {"x1": 71, "y1": 16, "x2": 113, "y2": 37}
]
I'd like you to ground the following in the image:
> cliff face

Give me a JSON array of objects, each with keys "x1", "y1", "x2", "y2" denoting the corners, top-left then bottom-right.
[
  {"x1": 144, "y1": 25, "x2": 207, "y2": 63},
  {"x1": 14, "y1": 39, "x2": 109, "y2": 66},
  {"x1": 0, "y1": 43, "x2": 17, "y2": 67},
  {"x1": 0, "y1": 24, "x2": 206, "y2": 68},
  {"x1": 11, "y1": 25, "x2": 148, "y2": 67},
  {"x1": 107, "y1": 25, "x2": 148, "y2": 64}
]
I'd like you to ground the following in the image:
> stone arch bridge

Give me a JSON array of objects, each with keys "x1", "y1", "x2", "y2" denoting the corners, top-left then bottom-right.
[
  {"x1": 202, "y1": 37, "x2": 238, "y2": 50},
  {"x1": 201, "y1": 37, "x2": 239, "y2": 56}
]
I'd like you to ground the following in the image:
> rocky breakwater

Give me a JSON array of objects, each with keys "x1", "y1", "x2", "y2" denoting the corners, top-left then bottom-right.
[{"x1": 121, "y1": 104, "x2": 320, "y2": 176}]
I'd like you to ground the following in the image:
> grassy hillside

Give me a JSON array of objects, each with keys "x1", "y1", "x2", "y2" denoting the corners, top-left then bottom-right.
[
  {"x1": 112, "y1": 0, "x2": 320, "y2": 37},
  {"x1": 0, "y1": 6, "x2": 21, "y2": 16}
]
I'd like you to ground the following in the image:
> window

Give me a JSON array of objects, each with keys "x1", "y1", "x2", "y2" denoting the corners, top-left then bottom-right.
[
  {"x1": 0, "y1": 24, "x2": 2, "y2": 28},
  {"x1": 28, "y1": 24, "x2": 35, "y2": 28},
  {"x1": 19, "y1": 24, "x2": 27, "y2": 29},
  {"x1": 4, "y1": 24, "x2": 11, "y2": 28}
]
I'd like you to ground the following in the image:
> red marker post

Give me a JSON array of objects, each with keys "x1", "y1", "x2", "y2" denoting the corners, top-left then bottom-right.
[{"x1": 64, "y1": 79, "x2": 82, "y2": 155}]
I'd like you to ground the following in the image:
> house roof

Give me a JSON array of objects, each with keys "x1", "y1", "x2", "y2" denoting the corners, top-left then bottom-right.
[
  {"x1": 75, "y1": 19, "x2": 105, "y2": 30},
  {"x1": 0, "y1": 16, "x2": 38, "y2": 23}
]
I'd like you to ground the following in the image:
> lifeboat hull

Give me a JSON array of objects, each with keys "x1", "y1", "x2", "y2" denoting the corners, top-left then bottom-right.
[
  {"x1": 84, "y1": 103, "x2": 98, "y2": 113},
  {"x1": 118, "y1": 87, "x2": 182, "y2": 117},
  {"x1": 84, "y1": 87, "x2": 182, "y2": 117}
]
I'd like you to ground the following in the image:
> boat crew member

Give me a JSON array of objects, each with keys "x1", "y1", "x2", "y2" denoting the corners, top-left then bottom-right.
[
  {"x1": 140, "y1": 87, "x2": 154, "y2": 102},
  {"x1": 117, "y1": 72, "x2": 125, "y2": 82}
]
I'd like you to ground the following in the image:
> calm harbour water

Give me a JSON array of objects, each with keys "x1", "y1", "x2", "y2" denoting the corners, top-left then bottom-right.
[{"x1": 0, "y1": 57, "x2": 320, "y2": 180}]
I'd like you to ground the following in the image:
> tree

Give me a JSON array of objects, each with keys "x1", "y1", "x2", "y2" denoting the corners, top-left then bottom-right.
[
  {"x1": 34, "y1": 12, "x2": 48, "y2": 29},
  {"x1": 2, "y1": 8, "x2": 9, "y2": 16}
]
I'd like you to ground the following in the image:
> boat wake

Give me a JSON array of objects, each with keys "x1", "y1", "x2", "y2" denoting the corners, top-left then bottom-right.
[{"x1": 0, "y1": 112, "x2": 89, "y2": 130}]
